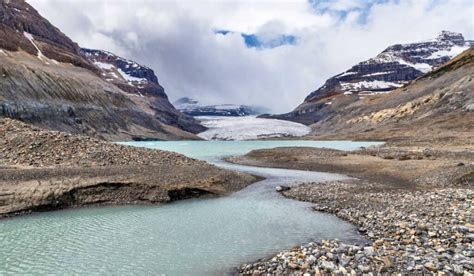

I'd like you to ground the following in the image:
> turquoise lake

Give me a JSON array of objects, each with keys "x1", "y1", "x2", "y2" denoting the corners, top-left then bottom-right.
[{"x1": 0, "y1": 140, "x2": 382, "y2": 275}]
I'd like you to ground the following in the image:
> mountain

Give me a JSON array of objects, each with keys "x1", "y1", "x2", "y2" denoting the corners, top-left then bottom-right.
[
  {"x1": 80, "y1": 49, "x2": 205, "y2": 134},
  {"x1": 266, "y1": 31, "x2": 472, "y2": 125},
  {"x1": 0, "y1": 0, "x2": 204, "y2": 140},
  {"x1": 174, "y1": 97, "x2": 268, "y2": 117},
  {"x1": 308, "y1": 47, "x2": 474, "y2": 140}
]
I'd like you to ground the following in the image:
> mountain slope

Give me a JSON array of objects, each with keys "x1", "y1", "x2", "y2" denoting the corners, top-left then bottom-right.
[
  {"x1": 0, "y1": 0, "x2": 93, "y2": 71},
  {"x1": 267, "y1": 31, "x2": 472, "y2": 125},
  {"x1": 0, "y1": 0, "x2": 204, "y2": 140},
  {"x1": 308, "y1": 47, "x2": 474, "y2": 141}
]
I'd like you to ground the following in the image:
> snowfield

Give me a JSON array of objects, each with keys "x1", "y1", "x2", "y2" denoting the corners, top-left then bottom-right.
[{"x1": 197, "y1": 116, "x2": 311, "y2": 140}]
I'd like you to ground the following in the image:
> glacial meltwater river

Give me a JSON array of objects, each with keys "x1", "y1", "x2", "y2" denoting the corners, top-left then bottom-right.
[{"x1": 0, "y1": 140, "x2": 382, "y2": 275}]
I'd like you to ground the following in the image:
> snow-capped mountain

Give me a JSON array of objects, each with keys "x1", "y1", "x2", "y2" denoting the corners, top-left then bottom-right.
[
  {"x1": 304, "y1": 31, "x2": 472, "y2": 103},
  {"x1": 174, "y1": 97, "x2": 267, "y2": 117},
  {"x1": 266, "y1": 31, "x2": 472, "y2": 125},
  {"x1": 81, "y1": 48, "x2": 167, "y2": 98}
]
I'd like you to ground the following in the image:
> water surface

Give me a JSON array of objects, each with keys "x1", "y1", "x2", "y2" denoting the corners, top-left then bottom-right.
[{"x1": 0, "y1": 140, "x2": 382, "y2": 275}]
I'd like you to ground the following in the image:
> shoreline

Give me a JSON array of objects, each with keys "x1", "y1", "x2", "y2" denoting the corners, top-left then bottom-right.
[
  {"x1": 0, "y1": 118, "x2": 261, "y2": 218},
  {"x1": 231, "y1": 143, "x2": 473, "y2": 274}
]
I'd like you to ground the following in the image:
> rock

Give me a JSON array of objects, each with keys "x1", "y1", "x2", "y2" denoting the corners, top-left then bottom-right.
[
  {"x1": 452, "y1": 264, "x2": 464, "y2": 274},
  {"x1": 288, "y1": 262, "x2": 298, "y2": 270},
  {"x1": 424, "y1": 262, "x2": 437, "y2": 271},
  {"x1": 417, "y1": 223, "x2": 428, "y2": 231},
  {"x1": 382, "y1": 256, "x2": 393, "y2": 268},
  {"x1": 358, "y1": 265, "x2": 371, "y2": 273},
  {"x1": 339, "y1": 255, "x2": 351, "y2": 267},
  {"x1": 307, "y1": 255, "x2": 317, "y2": 265},
  {"x1": 321, "y1": 260, "x2": 337, "y2": 271},
  {"x1": 276, "y1": 186, "x2": 291, "y2": 192},
  {"x1": 364, "y1": 246, "x2": 375, "y2": 256}
]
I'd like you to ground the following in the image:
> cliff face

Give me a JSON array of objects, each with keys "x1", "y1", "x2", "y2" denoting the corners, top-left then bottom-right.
[
  {"x1": 0, "y1": 0, "x2": 205, "y2": 140},
  {"x1": 267, "y1": 31, "x2": 472, "y2": 125}
]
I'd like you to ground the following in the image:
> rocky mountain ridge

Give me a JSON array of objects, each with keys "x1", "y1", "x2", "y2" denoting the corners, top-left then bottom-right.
[
  {"x1": 267, "y1": 31, "x2": 472, "y2": 125},
  {"x1": 81, "y1": 48, "x2": 166, "y2": 98},
  {"x1": 0, "y1": 0, "x2": 204, "y2": 140}
]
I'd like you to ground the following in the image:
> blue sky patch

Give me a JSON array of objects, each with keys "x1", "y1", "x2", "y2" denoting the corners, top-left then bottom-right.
[{"x1": 215, "y1": 30, "x2": 297, "y2": 49}]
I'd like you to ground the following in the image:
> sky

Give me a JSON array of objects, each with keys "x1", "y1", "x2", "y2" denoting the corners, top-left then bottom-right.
[{"x1": 28, "y1": 0, "x2": 474, "y2": 113}]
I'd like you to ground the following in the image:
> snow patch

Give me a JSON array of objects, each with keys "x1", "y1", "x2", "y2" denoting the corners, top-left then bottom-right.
[
  {"x1": 428, "y1": 45, "x2": 469, "y2": 59},
  {"x1": 197, "y1": 116, "x2": 311, "y2": 140},
  {"x1": 363, "y1": 71, "x2": 394, "y2": 77},
  {"x1": 117, "y1": 68, "x2": 147, "y2": 84},
  {"x1": 23, "y1": 32, "x2": 46, "y2": 61},
  {"x1": 341, "y1": 80, "x2": 403, "y2": 91},
  {"x1": 337, "y1": 71, "x2": 357, "y2": 78},
  {"x1": 94, "y1": 61, "x2": 114, "y2": 70}
]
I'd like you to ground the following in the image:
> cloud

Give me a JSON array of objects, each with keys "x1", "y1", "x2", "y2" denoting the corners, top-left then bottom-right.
[{"x1": 28, "y1": 0, "x2": 474, "y2": 113}]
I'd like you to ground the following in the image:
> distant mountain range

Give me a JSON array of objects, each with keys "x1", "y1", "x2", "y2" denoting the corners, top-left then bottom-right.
[
  {"x1": 0, "y1": 0, "x2": 204, "y2": 140},
  {"x1": 174, "y1": 97, "x2": 268, "y2": 117},
  {"x1": 266, "y1": 31, "x2": 473, "y2": 125}
]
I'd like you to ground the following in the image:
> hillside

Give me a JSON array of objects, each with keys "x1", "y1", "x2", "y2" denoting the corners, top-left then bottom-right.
[
  {"x1": 309, "y1": 47, "x2": 474, "y2": 141},
  {"x1": 0, "y1": 0, "x2": 204, "y2": 140}
]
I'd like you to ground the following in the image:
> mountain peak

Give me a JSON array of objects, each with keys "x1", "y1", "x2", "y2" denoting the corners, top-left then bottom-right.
[{"x1": 436, "y1": 31, "x2": 465, "y2": 45}]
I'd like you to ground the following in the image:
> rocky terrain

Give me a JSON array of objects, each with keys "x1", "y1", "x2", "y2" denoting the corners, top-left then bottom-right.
[
  {"x1": 240, "y1": 186, "x2": 473, "y2": 274},
  {"x1": 0, "y1": 118, "x2": 259, "y2": 217},
  {"x1": 0, "y1": 0, "x2": 204, "y2": 140},
  {"x1": 173, "y1": 97, "x2": 267, "y2": 117},
  {"x1": 232, "y1": 145, "x2": 473, "y2": 274},
  {"x1": 266, "y1": 31, "x2": 472, "y2": 126}
]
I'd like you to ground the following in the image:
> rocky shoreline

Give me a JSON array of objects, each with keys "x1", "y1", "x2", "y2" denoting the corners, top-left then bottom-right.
[
  {"x1": 240, "y1": 182, "x2": 473, "y2": 274},
  {"x1": 0, "y1": 118, "x2": 259, "y2": 217},
  {"x1": 234, "y1": 144, "x2": 473, "y2": 274}
]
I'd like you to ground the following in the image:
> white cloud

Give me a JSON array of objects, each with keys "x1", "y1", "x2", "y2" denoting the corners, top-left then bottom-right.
[{"x1": 28, "y1": 0, "x2": 474, "y2": 113}]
